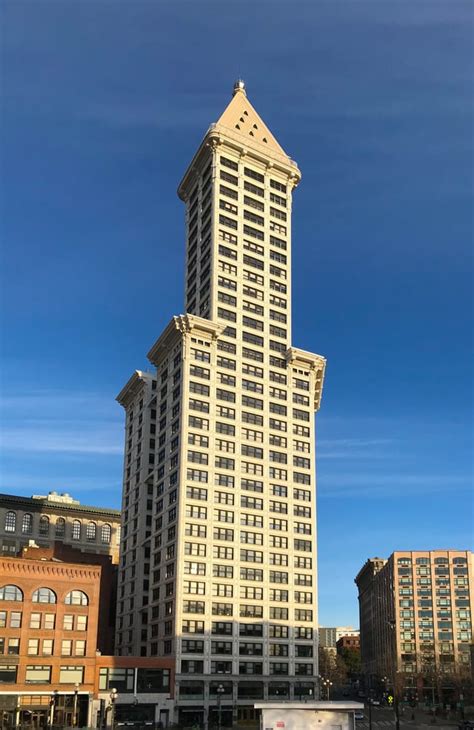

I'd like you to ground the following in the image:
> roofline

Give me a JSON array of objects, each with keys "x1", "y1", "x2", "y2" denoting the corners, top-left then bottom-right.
[
  {"x1": 0, "y1": 493, "x2": 121, "y2": 518},
  {"x1": 116, "y1": 370, "x2": 154, "y2": 407},
  {"x1": 147, "y1": 314, "x2": 224, "y2": 366},
  {"x1": 178, "y1": 125, "x2": 301, "y2": 202}
]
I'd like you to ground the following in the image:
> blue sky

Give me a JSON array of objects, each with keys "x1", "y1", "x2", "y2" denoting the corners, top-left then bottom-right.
[{"x1": 1, "y1": 0, "x2": 473, "y2": 627}]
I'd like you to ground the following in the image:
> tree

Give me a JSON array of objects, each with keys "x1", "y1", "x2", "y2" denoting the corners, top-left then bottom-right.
[
  {"x1": 341, "y1": 648, "x2": 361, "y2": 678},
  {"x1": 318, "y1": 646, "x2": 348, "y2": 684}
]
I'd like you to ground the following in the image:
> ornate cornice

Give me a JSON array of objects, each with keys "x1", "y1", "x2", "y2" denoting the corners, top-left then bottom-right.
[
  {"x1": 286, "y1": 347, "x2": 327, "y2": 412},
  {"x1": 0, "y1": 557, "x2": 102, "y2": 580}
]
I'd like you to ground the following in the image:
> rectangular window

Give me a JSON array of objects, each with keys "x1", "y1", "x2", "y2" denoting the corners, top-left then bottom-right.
[{"x1": 25, "y1": 665, "x2": 52, "y2": 683}]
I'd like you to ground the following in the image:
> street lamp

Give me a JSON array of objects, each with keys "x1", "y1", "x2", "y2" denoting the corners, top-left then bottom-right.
[
  {"x1": 49, "y1": 689, "x2": 58, "y2": 729},
  {"x1": 73, "y1": 682, "x2": 79, "y2": 728},
  {"x1": 318, "y1": 676, "x2": 333, "y2": 701},
  {"x1": 217, "y1": 684, "x2": 225, "y2": 730},
  {"x1": 110, "y1": 688, "x2": 118, "y2": 730}
]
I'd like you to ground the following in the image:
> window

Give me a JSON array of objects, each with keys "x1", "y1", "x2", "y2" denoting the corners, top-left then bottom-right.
[
  {"x1": 39, "y1": 515, "x2": 50, "y2": 536},
  {"x1": 76, "y1": 615, "x2": 87, "y2": 631},
  {"x1": 75, "y1": 640, "x2": 86, "y2": 656},
  {"x1": 86, "y1": 522, "x2": 97, "y2": 541},
  {"x1": 32, "y1": 588, "x2": 56, "y2": 604},
  {"x1": 59, "y1": 666, "x2": 84, "y2": 684},
  {"x1": 212, "y1": 621, "x2": 233, "y2": 635},
  {"x1": 65, "y1": 590, "x2": 88, "y2": 606},
  {"x1": 21, "y1": 513, "x2": 33, "y2": 534},
  {"x1": 0, "y1": 585, "x2": 23, "y2": 602},
  {"x1": 72, "y1": 520, "x2": 81, "y2": 540},
  {"x1": 25, "y1": 665, "x2": 52, "y2": 684},
  {"x1": 44, "y1": 613, "x2": 55, "y2": 630},
  {"x1": 28, "y1": 639, "x2": 40, "y2": 655},
  {"x1": 4, "y1": 512, "x2": 16, "y2": 533},
  {"x1": 98, "y1": 666, "x2": 136, "y2": 692},
  {"x1": 62, "y1": 639, "x2": 73, "y2": 656},
  {"x1": 101, "y1": 524, "x2": 112, "y2": 544},
  {"x1": 0, "y1": 665, "x2": 17, "y2": 683},
  {"x1": 55, "y1": 517, "x2": 65, "y2": 537}
]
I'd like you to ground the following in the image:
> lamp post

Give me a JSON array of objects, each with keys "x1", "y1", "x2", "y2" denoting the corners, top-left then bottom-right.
[
  {"x1": 217, "y1": 684, "x2": 225, "y2": 730},
  {"x1": 49, "y1": 689, "x2": 58, "y2": 729},
  {"x1": 73, "y1": 682, "x2": 79, "y2": 728},
  {"x1": 318, "y1": 676, "x2": 333, "y2": 701},
  {"x1": 110, "y1": 688, "x2": 118, "y2": 730}
]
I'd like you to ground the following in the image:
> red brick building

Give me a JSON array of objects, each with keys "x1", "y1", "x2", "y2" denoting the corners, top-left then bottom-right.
[
  {"x1": 336, "y1": 635, "x2": 361, "y2": 653},
  {"x1": 0, "y1": 547, "x2": 174, "y2": 728}
]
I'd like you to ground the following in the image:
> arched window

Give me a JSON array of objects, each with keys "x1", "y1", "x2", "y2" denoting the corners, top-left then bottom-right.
[
  {"x1": 72, "y1": 520, "x2": 81, "y2": 540},
  {"x1": 32, "y1": 588, "x2": 57, "y2": 604},
  {"x1": 55, "y1": 518, "x2": 66, "y2": 538},
  {"x1": 86, "y1": 522, "x2": 96, "y2": 542},
  {"x1": 22, "y1": 513, "x2": 33, "y2": 535},
  {"x1": 4, "y1": 511, "x2": 16, "y2": 533},
  {"x1": 65, "y1": 590, "x2": 88, "y2": 606},
  {"x1": 39, "y1": 515, "x2": 50, "y2": 536},
  {"x1": 101, "y1": 524, "x2": 111, "y2": 545},
  {"x1": 0, "y1": 585, "x2": 23, "y2": 601}
]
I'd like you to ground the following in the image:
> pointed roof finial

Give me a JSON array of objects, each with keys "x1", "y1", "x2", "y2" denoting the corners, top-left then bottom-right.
[{"x1": 233, "y1": 79, "x2": 246, "y2": 97}]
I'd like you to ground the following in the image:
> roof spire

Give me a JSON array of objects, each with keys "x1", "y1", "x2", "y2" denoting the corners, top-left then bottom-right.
[{"x1": 232, "y1": 79, "x2": 246, "y2": 97}]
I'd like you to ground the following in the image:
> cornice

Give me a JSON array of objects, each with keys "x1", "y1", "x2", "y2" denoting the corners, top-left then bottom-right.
[
  {"x1": 286, "y1": 347, "x2": 326, "y2": 412},
  {"x1": 116, "y1": 370, "x2": 154, "y2": 408},
  {"x1": 178, "y1": 125, "x2": 300, "y2": 201},
  {"x1": 0, "y1": 557, "x2": 102, "y2": 580},
  {"x1": 147, "y1": 314, "x2": 224, "y2": 366},
  {"x1": 0, "y1": 494, "x2": 120, "y2": 519}
]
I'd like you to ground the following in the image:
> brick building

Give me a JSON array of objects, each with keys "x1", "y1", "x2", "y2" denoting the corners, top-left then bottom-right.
[
  {"x1": 0, "y1": 546, "x2": 174, "y2": 728},
  {"x1": 336, "y1": 635, "x2": 360, "y2": 654}
]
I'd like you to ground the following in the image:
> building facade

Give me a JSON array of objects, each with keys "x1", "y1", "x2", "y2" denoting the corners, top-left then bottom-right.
[
  {"x1": 0, "y1": 491, "x2": 121, "y2": 564},
  {"x1": 0, "y1": 547, "x2": 101, "y2": 727},
  {"x1": 355, "y1": 551, "x2": 473, "y2": 689},
  {"x1": 319, "y1": 627, "x2": 359, "y2": 649},
  {"x1": 115, "y1": 81, "x2": 326, "y2": 725},
  {"x1": 0, "y1": 546, "x2": 174, "y2": 728},
  {"x1": 336, "y1": 635, "x2": 360, "y2": 654}
]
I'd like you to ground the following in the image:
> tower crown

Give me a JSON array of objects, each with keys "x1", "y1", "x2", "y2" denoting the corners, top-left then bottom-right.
[{"x1": 232, "y1": 79, "x2": 246, "y2": 96}]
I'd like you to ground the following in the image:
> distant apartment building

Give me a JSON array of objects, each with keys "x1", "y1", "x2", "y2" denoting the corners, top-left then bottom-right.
[
  {"x1": 0, "y1": 491, "x2": 121, "y2": 563},
  {"x1": 319, "y1": 626, "x2": 359, "y2": 648},
  {"x1": 355, "y1": 551, "x2": 473, "y2": 682},
  {"x1": 0, "y1": 545, "x2": 174, "y2": 728}
]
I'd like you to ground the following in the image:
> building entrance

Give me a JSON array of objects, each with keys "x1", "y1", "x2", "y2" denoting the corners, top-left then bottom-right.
[{"x1": 18, "y1": 709, "x2": 49, "y2": 729}]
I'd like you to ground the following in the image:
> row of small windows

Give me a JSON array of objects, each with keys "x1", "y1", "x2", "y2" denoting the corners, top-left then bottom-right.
[
  {"x1": 220, "y1": 158, "x2": 287, "y2": 193},
  {"x1": 0, "y1": 585, "x2": 89, "y2": 605},
  {"x1": 3, "y1": 512, "x2": 112, "y2": 544}
]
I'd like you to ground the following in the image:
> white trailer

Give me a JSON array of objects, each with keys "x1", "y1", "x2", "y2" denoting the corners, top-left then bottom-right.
[{"x1": 255, "y1": 701, "x2": 365, "y2": 730}]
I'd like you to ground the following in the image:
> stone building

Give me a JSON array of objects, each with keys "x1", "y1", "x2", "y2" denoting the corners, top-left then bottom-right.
[
  {"x1": 115, "y1": 80, "x2": 326, "y2": 726},
  {"x1": 0, "y1": 491, "x2": 121, "y2": 564}
]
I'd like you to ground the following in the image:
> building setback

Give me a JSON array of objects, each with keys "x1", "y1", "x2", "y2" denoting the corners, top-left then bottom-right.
[
  {"x1": 115, "y1": 81, "x2": 326, "y2": 726},
  {"x1": 355, "y1": 550, "x2": 473, "y2": 687}
]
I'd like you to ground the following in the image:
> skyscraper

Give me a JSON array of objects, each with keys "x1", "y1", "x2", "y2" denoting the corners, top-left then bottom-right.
[{"x1": 116, "y1": 81, "x2": 326, "y2": 724}]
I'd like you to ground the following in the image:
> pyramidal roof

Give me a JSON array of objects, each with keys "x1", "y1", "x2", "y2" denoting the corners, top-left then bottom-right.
[
  {"x1": 178, "y1": 81, "x2": 299, "y2": 200},
  {"x1": 213, "y1": 80, "x2": 290, "y2": 162}
]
